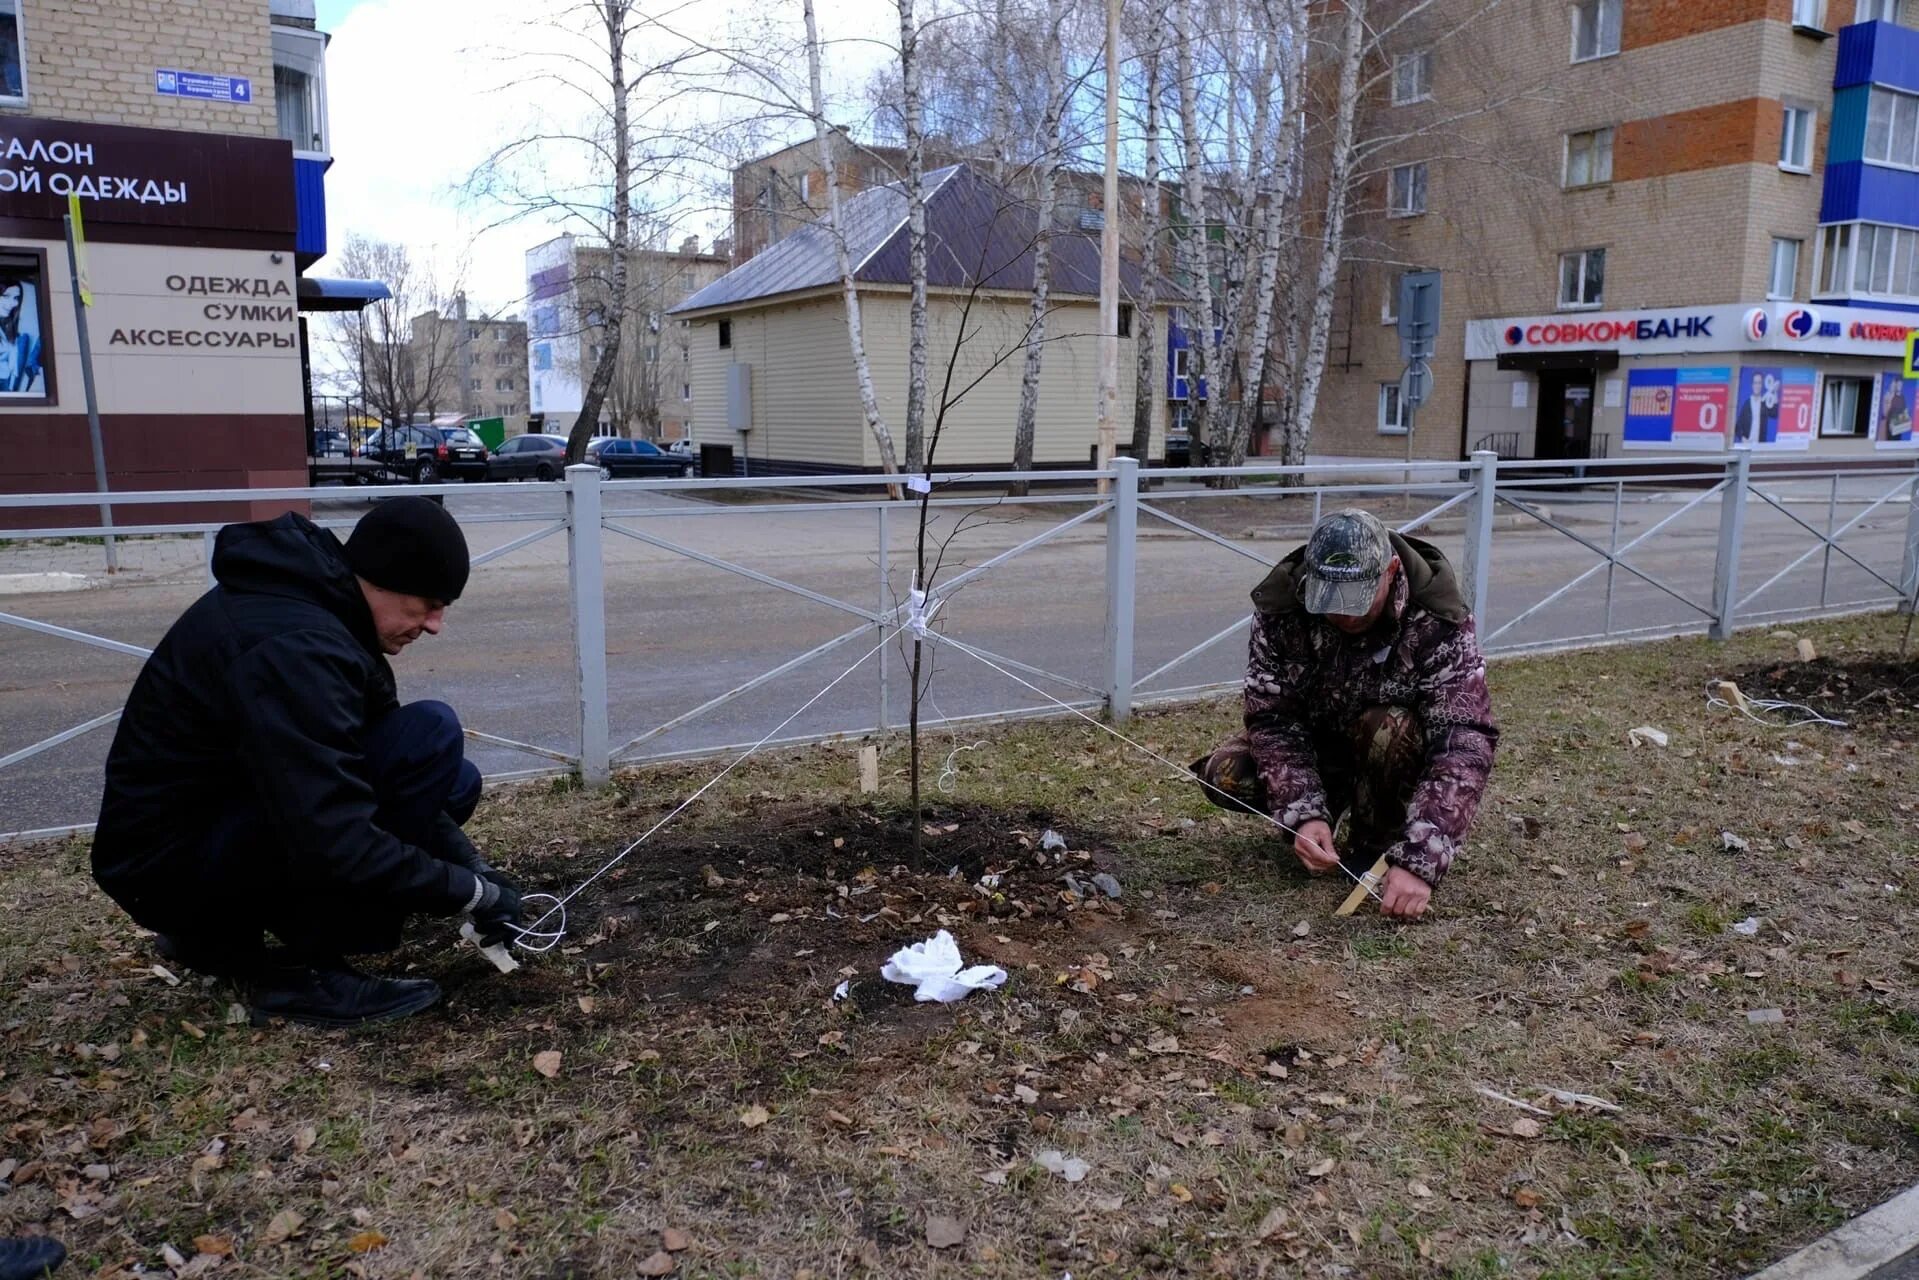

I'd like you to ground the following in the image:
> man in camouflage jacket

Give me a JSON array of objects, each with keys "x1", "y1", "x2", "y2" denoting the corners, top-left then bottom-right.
[{"x1": 1193, "y1": 509, "x2": 1497, "y2": 918}]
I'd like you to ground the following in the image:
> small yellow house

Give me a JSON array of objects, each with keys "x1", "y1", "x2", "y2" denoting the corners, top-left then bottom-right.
[{"x1": 669, "y1": 164, "x2": 1165, "y2": 474}]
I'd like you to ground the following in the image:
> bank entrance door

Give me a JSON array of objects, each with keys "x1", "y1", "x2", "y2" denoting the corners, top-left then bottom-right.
[{"x1": 1536, "y1": 371, "x2": 1596, "y2": 460}]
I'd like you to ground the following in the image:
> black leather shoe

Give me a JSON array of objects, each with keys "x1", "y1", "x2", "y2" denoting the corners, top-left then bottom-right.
[
  {"x1": 245, "y1": 963, "x2": 441, "y2": 1029},
  {"x1": 0, "y1": 1236, "x2": 66, "y2": 1280}
]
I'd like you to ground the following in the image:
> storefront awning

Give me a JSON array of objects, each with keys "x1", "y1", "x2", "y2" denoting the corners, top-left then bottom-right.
[{"x1": 296, "y1": 276, "x2": 391, "y2": 312}]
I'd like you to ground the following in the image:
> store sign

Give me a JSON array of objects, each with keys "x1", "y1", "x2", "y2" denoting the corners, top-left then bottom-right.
[
  {"x1": 0, "y1": 116, "x2": 294, "y2": 238},
  {"x1": 1623, "y1": 368, "x2": 1730, "y2": 449},
  {"x1": 1466, "y1": 302, "x2": 1919, "y2": 361},
  {"x1": 1731, "y1": 367, "x2": 1815, "y2": 451}
]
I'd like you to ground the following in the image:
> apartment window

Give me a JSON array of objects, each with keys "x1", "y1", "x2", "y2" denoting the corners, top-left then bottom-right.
[
  {"x1": 0, "y1": 1, "x2": 27, "y2": 103},
  {"x1": 1388, "y1": 163, "x2": 1427, "y2": 217},
  {"x1": 1378, "y1": 382, "x2": 1408, "y2": 434},
  {"x1": 469, "y1": 378, "x2": 482, "y2": 391},
  {"x1": 1791, "y1": 0, "x2": 1825, "y2": 27},
  {"x1": 1865, "y1": 87, "x2": 1919, "y2": 170},
  {"x1": 682, "y1": 382, "x2": 692, "y2": 401},
  {"x1": 497, "y1": 328, "x2": 509, "y2": 342},
  {"x1": 1780, "y1": 106, "x2": 1815, "y2": 172},
  {"x1": 717, "y1": 319, "x2": 732, "y2": 349},
  {"x1": 495, "y1": 377, "x2": 513, "y2": 391},
  {"x1": 1821, "y1": 376, "x2": 1872, "y2": 437},
  {"x1": 1572, "y1": 0, "x2": 1621, "y2": 61},
  {"x1": 799, "y1": 171, "x2": 812, "y2": 202},
  {"x1": 1768, "y1": 237, "x2": 1801, "y2": 298},
  {"x1": 1564, "y1": 127, "x2": 1614, "y2": 187},
  {"x1": 1842, "y1": 222, "x2": 1919, "y2": 299},
  {"x1": 1861, "y1": 0, "x2": 1901, "y2": 20},
  {"x1": 1558, "y1": 247, "x2": 1605, "y2": 309},
  {"x1": 1392, "y1": 51, "x2": 1432, "y2": 105},
  {"x1": 1381, "y1": 272, "x2": 1400, "y2": 324},
  {"x1": 271, "y1": 25, "x2": 328, "y2": 154},
  {"x1": 1118, "y1": 303, "x2": 1134, "y2": 338}
]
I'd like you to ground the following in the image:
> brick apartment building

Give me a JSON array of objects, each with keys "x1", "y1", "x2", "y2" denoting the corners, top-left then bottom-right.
[
  {"x1": 1315, "y1": 0, "x2": 1919, "y2": 462},
  {"x1": 0, "y1": 0, "x2": 370, "y2": 504},
  {"x1": 408, "y1": 295, "x2": 528, "y2": 425}
]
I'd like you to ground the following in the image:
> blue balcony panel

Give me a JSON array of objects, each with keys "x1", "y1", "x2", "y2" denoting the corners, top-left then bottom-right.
[
  {"x1": 1821, "y1": 159, "x2": 1919, "y2": 228},
  {"x1": 293, "y1": 155, "x2": 330, "y2": 264},
  {"x1": 1834, "y1": 20, "x2": 1919, "y2": 95}
]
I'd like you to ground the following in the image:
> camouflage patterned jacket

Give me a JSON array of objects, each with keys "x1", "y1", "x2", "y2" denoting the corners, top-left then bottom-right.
[{"x1": 1243, "y1": 532, "x2": 1498, "y2": 886}]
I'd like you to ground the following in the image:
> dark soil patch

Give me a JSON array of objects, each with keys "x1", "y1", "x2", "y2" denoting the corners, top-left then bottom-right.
[{"x1": 1728, "y1": 655, "x2": 1919, "y2": 724}]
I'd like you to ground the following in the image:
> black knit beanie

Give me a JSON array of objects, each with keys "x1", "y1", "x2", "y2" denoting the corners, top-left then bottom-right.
[{"x1": 342, "y1": 497, "x2": 470, "y2": 603}]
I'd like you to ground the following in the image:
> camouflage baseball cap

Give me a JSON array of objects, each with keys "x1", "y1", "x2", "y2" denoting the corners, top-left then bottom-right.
[{"x1": 1299, "y1": 508, "x2": 1393, "y2": 616}]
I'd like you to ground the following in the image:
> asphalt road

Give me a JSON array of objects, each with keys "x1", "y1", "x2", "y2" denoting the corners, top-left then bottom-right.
[{"x1": 3, "y1": 474, "x2": 1912, "y2": 834}]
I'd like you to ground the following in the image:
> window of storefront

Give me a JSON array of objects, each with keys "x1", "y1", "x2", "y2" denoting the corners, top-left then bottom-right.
[
  {"x1": 1769, "y1": 237, "x2": 1801, "y2": 299},
  {"x1": 1820, "y1": 377, "x2": 1872, "y2": 437},
  {"x1": 1388, "y1": 163, "x2": 1427, "y2": 217},
  {"x1": 1564, "y1": 127, "x2": 1614, "y2": 187},
  {"x1": 1780, "y1": 106, "x2": 1815, "y2": 172},
  {"x1": 1572, "y1": 0, "x2": 1621, "y2": 61},
  {"x1": 1866, "y1": 86, "x2": 1919, "y2": 170},
  {"x1": 1557, "y1": 247, "x2": 1605, "y2": 310},
  {"x1": 0, "y1": 0, "x2": 26, "y2": 104},
  {"x1": 1378, "y1": 382, "x2": 1408, "y2": 434}
]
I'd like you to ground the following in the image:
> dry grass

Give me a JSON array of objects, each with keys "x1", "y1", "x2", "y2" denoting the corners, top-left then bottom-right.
[{"x1": 5, "y1": 616, "x2": 1919, "y2": 1279}]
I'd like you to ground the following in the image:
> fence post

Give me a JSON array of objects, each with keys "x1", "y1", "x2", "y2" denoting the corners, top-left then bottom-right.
[
  {"x1": 1104, "y1": 456, "x2": 1138, "y2": 722},
  {"x1": 1459, "y1": 450, "x2": 1497, "y2": 625},
  {"x1": 566, "y1": 463, "x2": 611, "y2": 786},
  {"x1": 202, "y1": 529, "x2": 217, "y2": 589},
  {"x1": 1710, "y1": 449, "x2": 1752, "y2": 641},
  {"x1": 1902, "y1": 475, "x2": 1919, "y2": 614}
]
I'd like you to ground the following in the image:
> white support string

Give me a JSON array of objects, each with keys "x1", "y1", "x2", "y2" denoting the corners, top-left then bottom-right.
[
  {"x1": 928, "y1": 630, "x2": 1385, "y2": 906},
  {"x1": 505, "y1": 635, "x2": 892, "y2": 952},
  {"x1": 1705, "y1": 681, "x2": 1848, "y2": 729}
]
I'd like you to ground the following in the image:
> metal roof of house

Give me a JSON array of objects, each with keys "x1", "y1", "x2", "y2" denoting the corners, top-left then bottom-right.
[{"x1": 670, "y1": 163, "x2": 1137, "y2": 315}]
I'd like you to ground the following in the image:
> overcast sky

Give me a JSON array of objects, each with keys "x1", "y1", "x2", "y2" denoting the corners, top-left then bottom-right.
[{"x1": 309, "y1": 0, "x2": 896, "y2": 316}]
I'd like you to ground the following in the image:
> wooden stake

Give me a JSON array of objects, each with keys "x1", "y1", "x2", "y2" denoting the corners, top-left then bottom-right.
[
  {"x1": 858, "y1": 745, "x2": 880, "y2": 795},
  {"x1": 1334, "y1": 855, "x2": 1389, "y2": 917}
]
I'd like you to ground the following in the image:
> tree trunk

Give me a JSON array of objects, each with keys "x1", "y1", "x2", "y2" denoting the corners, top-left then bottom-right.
[
  {"x1": 1286, "y1": 0, "x2": 1365, "y2": 468},
  {"x1": 804, "y1": 0, "x2": 903, "y2": 481},
  {"x1": 1223, "y1": 26, "x2": 1285, "y2": 472},
  {"x1": 899, "y1": 0, "x2": 930, "y2": 473},
  {"x1": 990, "y1": 0, "x2": 1012, "y2": 184},
  {"x1": 1129, "y1": 22, "x2": 1163, "y2": 462},
  {"x1": 567, "y1": 1, "x2": 631, "y2": 464},
  {"x1": 1009, "y1": 0, "x2": 1069, "y2": 498},
  {"x1": 1175, "y1": 0, "x2": 1214, "y2": 461}
]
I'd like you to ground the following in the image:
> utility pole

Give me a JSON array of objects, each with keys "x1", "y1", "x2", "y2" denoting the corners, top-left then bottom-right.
[
  {"x1": 63, "y1": 197, "x2": 115, "y2": 573},
  {"x1": 1094, "y1": 0, "x2": 1121, "y2": 494}
]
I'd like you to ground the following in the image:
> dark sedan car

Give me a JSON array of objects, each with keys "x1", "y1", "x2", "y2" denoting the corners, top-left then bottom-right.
[
  {"x1": 360, "y1": 425, "x2": 489, "y2": 483},
  {"x1": 587, "y1": 437, "x2": 694, "y2": 479},
  {"x1": 485, "y1": 433, "x2": 571, "y2": 481}
]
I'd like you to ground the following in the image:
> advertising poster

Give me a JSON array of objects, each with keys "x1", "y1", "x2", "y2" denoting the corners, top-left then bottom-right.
[
  {"x1": 1623, "y1": 367, "x2": 1729, "y2": 449},
  {"x1": 0, "y1": 250, "x2": 47, "y2": 398},
  {"x1": 1878, "y1": 370, "x2": 1918, "y2": 449},
  {"x1": 1754, "y1": 369, "x2": 1816, "y2": 451},
  {"x1": 1731, "y1": 367, "x2": 1782, "y2": 447}
]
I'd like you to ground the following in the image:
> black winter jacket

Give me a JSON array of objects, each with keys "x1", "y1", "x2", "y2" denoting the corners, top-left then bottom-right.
[{"x1": 91, "y1": 513, "x2": 479, "y2": 915}]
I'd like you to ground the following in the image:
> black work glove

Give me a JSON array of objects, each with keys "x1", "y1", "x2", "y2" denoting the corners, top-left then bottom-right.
[
  {"x1": 433, "y1": 816, "x2": 518, "y2": 894},
  {"x1": 470, "y1": 877, "x2": 526, "y2": 949}
]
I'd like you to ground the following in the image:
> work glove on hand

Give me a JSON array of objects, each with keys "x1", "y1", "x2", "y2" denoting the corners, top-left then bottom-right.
[
  {"x1": 435, "y1": 817, "x2": 519, "y2": 895},
  {"x1": 469, "y1": 877, "x2": 526, "y2": 949}
]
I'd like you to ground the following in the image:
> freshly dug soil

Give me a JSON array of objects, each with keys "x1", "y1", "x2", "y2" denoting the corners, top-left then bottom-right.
[{"x1": 1727, "y1": 655, "x2": 1919, "y2": 724}]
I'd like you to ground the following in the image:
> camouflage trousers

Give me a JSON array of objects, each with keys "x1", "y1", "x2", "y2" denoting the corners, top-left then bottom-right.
[{"x1": 1191, "y1": 706, "x2": 1423, "y2": 871}]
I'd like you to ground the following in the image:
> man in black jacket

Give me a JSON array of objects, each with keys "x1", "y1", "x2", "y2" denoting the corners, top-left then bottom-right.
[{"x1": 91, "y1": 498, "x2": 523, "y2": 1027}]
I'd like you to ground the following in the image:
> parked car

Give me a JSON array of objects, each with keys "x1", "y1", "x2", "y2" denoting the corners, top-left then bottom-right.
[
  {"x1": 360, "y1": 425, "x2": 489, "y2": 483},
  {"x1": 485, "y1": 433, "x2": 571, "y2": 481},
  {"x1": 586, "y1": 436, "x2": 694, "y2": 479},
  {"x1": 663, "y1": 439, "x2": 694, "y2": 459}
]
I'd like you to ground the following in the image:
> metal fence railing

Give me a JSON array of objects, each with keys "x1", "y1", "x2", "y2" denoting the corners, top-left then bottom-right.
[{"x1": 3, "y1": 450, "x2": 1916, "y2": 837}]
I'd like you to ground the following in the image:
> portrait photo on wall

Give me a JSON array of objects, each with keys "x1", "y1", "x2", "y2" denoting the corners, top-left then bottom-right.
[
  {"x1": 1878, "y1": 371, "x2": 1918, "y2": 449},
  {"x1": 0, "y1": 249, "x2": 51, "y2": 402},
  {"x1": 1731, "y1": 366, "x2": 1781, "y2": 447}
]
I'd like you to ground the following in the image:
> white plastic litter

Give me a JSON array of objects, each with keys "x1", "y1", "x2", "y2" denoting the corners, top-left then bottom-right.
[
  {"x1": 1628, "y1": 725, "x2": 1669, "y2": 748},
  {"x1": 832, "y1": 979, "x2": 851, "y2": 1002},
  {"x1": 906, "y1": 474, "x2": 933, "y2": 494},
  {"x1": 1731, "y1": 916, "x2": 1761, "y2": 936},
  {"x1": 880, "y1": 930, "x2": 1008, "y2": 1003},
  {"x1": 1041, "y1": 829, "x2": 1068, "y2": 852}
]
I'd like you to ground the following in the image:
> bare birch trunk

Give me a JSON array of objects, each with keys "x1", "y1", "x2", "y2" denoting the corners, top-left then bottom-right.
[
  {"x1": 1175, "y1": 0, "x2": 1214, "y2": 461},
  {"x1": 1286, "y1": 0, "x2": 1365, "y2": 468},
  {"x1": 804, "y1": 0, "x2": 903, "y2": 481},
  {"x1": 1009, "y1": 0, "x2": 1069, "y2": 498},
  {"x1": 1130, "y1": 22, "x2": 1163, "y2": 462},
  {"x1": 898, "y1": 0, "x2": 930, "y2": 473},
  {"x1": 990, "y1": 0, "x2": 1012, "y2": 184},
  {"x1": 567, "y1": 0, "x2": 631, "y2": 463},
  {"x1": 1229, "y1": 19, "x2": 1293, "y2": 470}
]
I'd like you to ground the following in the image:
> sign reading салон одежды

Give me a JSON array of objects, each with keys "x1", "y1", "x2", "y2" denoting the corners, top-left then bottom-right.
[{"x1": 1465, "y1": 303, "x2": 1918, "y2": 361}]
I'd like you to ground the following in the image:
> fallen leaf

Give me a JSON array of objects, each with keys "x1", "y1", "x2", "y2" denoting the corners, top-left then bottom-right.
[
  {"x1": 494, "y1": 1209, "x2": 518, "y2": 1232},
  {"x1": 1255, "y1": 1205, "x2": 1289, "y2": 1239},
  {"x1": 532, "y1": 1051, "x2": 562, "y2": 1079},
  {"x1": 662, "y1": 1227, "x2": 692, "y2": 1252},
  {"x1": 1013, "y1": 1084, "x2": 1040, "y2": 1105},
  {"x1": 1291, "y1": 920, "x2": 1311, "y2": 938},
  {"x1": 1145, "y1": 1034, "x2": 1180, "y2": 1055},
  {"x1": 826, "y1": 1109, "x2": 854, "y2": 1127},
  {"x1": 1409, "y1": 1180, "x2": 1434, "y2": 1198},
  {"x1": 293, "y1": 1126, "x2": 317, "y2": 1155},
  {"x1": 179, "y1": 1020, "x2": 206, "y2": 1040},
  {"x1": 1510, "y1": 1117, "x2": 1544, "y2": 1139},
  {"x1": 925, "y1": 1215, "x2": 966, "y2": 1249},
  {"x1": 636, "y1": 1251, "x2": 676, "y2": 1276},
  {"x1": 1306, "y1": 1158, "x2": 1336, "y2": 1177},
  {"x1": 192, "y1": 1236, "x2": 233, "y2": 1257},
  {"x1": 1169, "y1": 1183, "x2": 1194, "y2": 1203},
  {"x1": 347, "y1": 1231, "x2": 388, "y2": 1254},
  {"x1": 1512, "y1": 1186, "x2": 1543, "y2": 1208},
  {"x1": 261, "y1": 1209, "x2": 305, "y2": 1245},
  {"x1": 740, "y1": 1105, "x2": 771, "y2": 1129},
  {"x1": 577, "y1": 996, "x2": 597, "y2": 1015}
]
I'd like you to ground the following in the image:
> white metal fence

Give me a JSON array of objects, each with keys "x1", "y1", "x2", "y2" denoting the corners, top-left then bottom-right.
[{"x1": 2, "y1": 450, "x2": 1916, "y2": 837}]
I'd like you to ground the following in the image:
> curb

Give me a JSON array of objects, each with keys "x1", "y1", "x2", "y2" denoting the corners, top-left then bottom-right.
[
  {"x1": 0, "y1": 571, "x2": 92, "y2": 595},
  {"x1": 1750, "y1": 1184, "x2": 1919, "y2": 1280}
]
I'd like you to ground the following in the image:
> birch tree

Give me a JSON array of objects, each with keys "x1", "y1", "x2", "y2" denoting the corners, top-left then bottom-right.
[
  {"x1": 802, "y1": 0, "x2": 904, "y2": 479},
  {"x1": 1007, "y1": 0, "x2": 1072, "y2": 496},
  {"x1": 1173, "y1": 0, "x2": 1214, "y2": 461},
  {"x1": 1128, "y1": 15, "x2": 1164, "y2": 462},
  {"x1": 898, "y1": 0, "x2": 932, "y2": 473}
]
